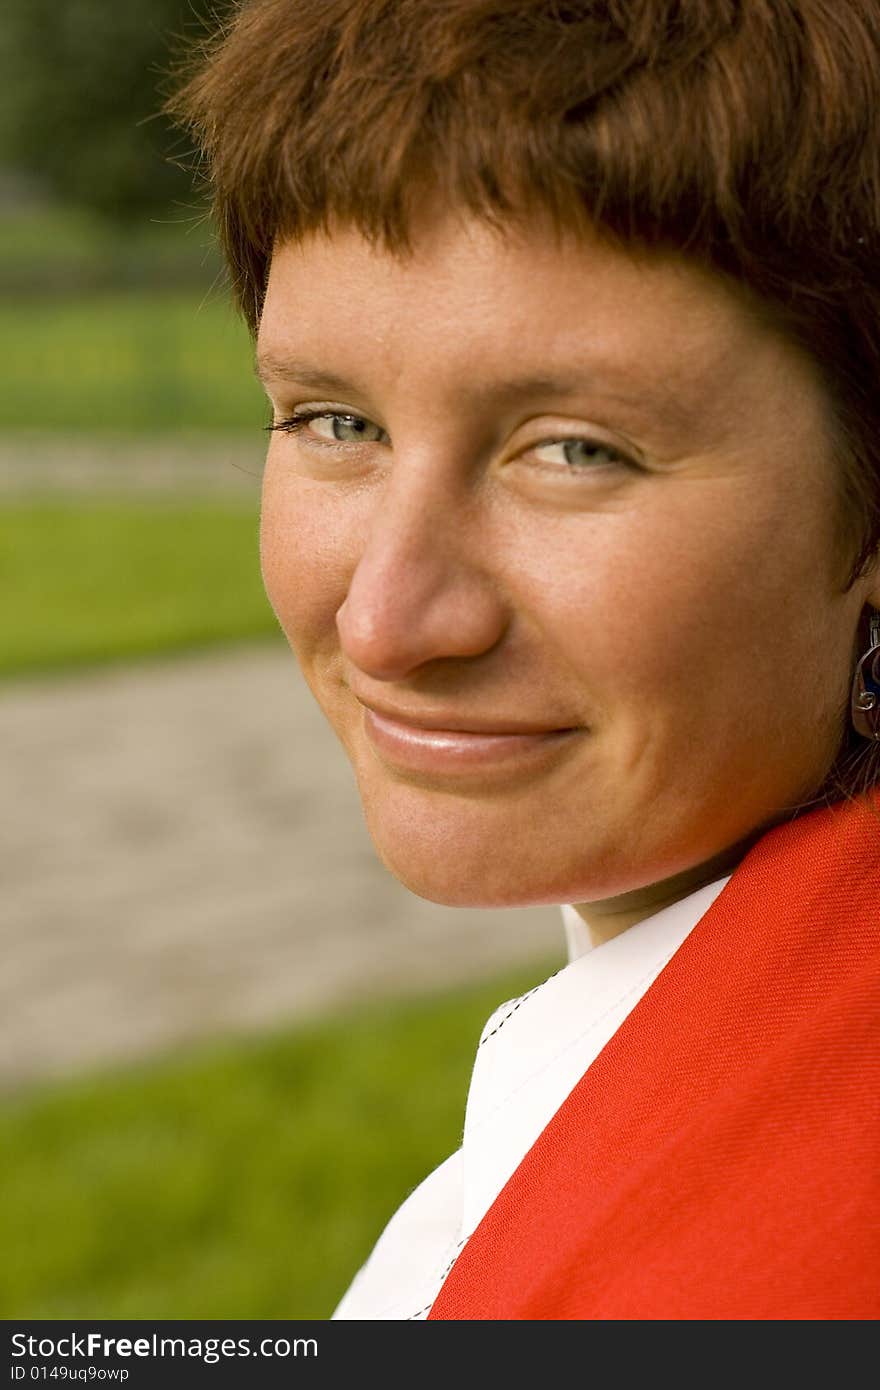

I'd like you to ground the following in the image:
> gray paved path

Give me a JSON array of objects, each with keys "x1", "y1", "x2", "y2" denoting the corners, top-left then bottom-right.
[
  {"x1": 0, "y1": 432, "x2": 264, "y2": 498},
  {"x1": 1, "y1": 644, "x2": 562, "y2": 1091}
]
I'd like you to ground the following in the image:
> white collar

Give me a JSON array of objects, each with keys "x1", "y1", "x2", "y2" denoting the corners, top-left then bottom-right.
[
  {"x1": 460, "y1": 877, "x2": 731, "y2": 1239},
  {"x1": 332, "y1": 873, "x2": 731, "y2": 1319}
]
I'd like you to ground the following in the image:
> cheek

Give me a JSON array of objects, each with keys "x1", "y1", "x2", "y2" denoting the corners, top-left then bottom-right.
[
  {"x1": 532, "y1": 489, "x2": 819, "y2": 725},
  {"x1": 259, "y1": 468, "x2": 353, "y2": 659},
  {"x1": 521, "y1": 508, "x2": 724, "y2": 674}
]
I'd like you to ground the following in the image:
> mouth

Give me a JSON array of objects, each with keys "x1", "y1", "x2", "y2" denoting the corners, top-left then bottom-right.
[{"x1": 358, "y1": 701, "x2": 583, "y2": 776}]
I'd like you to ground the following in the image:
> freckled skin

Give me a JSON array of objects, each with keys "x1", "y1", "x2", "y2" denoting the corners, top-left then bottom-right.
[{"x1": 256, "y1": 213, "x2": 880, "y2": 939}]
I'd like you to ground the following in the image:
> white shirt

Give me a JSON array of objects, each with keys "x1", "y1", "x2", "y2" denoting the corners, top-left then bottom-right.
[{"x1": 332, "y1": 877, "x2": 730, "y2": 1320}]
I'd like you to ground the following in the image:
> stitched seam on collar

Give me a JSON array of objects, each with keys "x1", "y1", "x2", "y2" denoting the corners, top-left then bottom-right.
[
  {"x1": 477, "y1": 971, "x2": 563, "y2": 1049},
  {"x1": 466, "y1": 949, "x2": 677, "y2": 1137}
]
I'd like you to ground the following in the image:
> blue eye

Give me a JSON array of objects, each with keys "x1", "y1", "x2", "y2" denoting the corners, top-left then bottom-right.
[
  {"x1": 268, "y1": 411, "x2": 386, "y2": 443},
  {"x1": 532, "y1": 438, "x2": 628, "y2": 469},
  {"x1": 319, "y1": 414, "x2": 384, "y2": 442}
]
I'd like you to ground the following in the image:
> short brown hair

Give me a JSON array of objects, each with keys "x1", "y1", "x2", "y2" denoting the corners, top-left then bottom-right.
[{"x1": 169, "y1": 0, "x2": 880, "y2": 808}]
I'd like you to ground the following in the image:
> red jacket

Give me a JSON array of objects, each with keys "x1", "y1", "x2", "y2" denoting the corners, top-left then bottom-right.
[{"x1": 429, "y1": 792, "x2": 880, "y2": 1320}]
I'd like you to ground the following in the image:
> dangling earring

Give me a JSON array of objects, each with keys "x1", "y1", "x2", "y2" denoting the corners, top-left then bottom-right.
[{"x1": 851, "y1": 609, "x2": 880, "y2": 740}]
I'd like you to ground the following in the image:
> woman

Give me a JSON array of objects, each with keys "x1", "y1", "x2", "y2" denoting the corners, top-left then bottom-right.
[{"x1": 171, "y1": 0, "x2": 880, "y2": 1319}]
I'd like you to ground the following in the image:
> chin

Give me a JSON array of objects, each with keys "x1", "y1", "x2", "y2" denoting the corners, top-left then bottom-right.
[
  {"x1": 374, "y1": 843, "x2": 529, "y2": 908},
  {"x1": 358, "y1": 789, "x2": 616, "y2": 909}
]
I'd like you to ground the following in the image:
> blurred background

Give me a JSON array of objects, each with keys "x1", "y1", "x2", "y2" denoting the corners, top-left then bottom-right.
[{"x1": 0, "y1": 1, "x2": 562, "y2": 1318}]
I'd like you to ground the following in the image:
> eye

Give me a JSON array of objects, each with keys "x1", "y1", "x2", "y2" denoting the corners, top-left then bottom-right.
[
  {"x1": 311, "y1": 413, "x2": 385, "y2": 443},
  {"x1": 530, "y1": 438, "x2": 631, "y2": 470},
  {"x1": 268, "y1": 410, "x2": 387, "y2": 443}
]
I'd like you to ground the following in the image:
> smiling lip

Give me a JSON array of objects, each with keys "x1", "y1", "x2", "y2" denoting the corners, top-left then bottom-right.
[{"x1": 360, "y1": 702, "x2": 581, "y2": 774}]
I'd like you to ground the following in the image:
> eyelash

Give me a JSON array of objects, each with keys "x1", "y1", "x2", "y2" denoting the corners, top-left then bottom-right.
[
  {"x1": 265, "y1": 410, "x2": 377, "y2": 438},
  {"x1": 265, "y1": 409, "x2": 634, "y2": 470}
]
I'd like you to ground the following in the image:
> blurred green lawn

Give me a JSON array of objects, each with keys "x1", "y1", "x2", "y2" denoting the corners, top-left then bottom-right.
[
  {"x1": 0, "y1": 961, "x2": 559, "y2": 1319},
  {"x1": 0, "y1": 291, "x2": 264, "y2": 433},
  {"x1": 0, "y1": 205, "x2": 224, "y2": 299},
  {"x1": 0, "y1": 227, "x2": 274, "y2": 675},
  {"x1": 0, "y1": 500, "x2": 277, "y2": 678},
  {"x1": 0, "y1": 214, "x2": 275, "y2": 675}
]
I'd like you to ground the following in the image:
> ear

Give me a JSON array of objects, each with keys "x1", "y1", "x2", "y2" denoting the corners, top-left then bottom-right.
[{"x1": 860, "y1": 548, "x2": 880, "y2": 614}]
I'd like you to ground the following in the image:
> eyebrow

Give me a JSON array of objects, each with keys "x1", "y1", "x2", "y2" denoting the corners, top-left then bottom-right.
[
  {"x1": 253, "y1": 350, "x2": 704, "y2": 431},
  {"x1": 256, "y1": 351, "x2": 632, "y2": 403},
  {"x1": 254, "y1": 352, "x2": 364, "y2": 396}
]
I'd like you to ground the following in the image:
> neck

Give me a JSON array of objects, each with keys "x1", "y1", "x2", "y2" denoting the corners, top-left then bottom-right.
[{"x1": 570, "y1": 821, "x2": 785, "y2": 949}]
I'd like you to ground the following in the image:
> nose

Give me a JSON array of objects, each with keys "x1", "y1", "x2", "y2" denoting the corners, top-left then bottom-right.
[{"x1": 336, "y1": 471, "x2": 508, "y2": 681}]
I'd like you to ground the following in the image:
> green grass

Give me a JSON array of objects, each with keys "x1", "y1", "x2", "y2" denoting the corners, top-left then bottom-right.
[
  {"x1": 0, "y1": 217, "x2": 281, "y2": 678},
  {"x1": 0, "y1": 203, "x2": 261, "y2": 432},
  {"x1": 0, "y1": 204, "x2": 224, "y2": 295},
  {"x1": 0, "y1": 959, "x2": 560, "y2": 1320},
  {"x1": 0, "y1": 499, "x2": 279, "y2": 678},
  {"x1": 0, "y1": 290, "x2": 265, "y2": 433}
]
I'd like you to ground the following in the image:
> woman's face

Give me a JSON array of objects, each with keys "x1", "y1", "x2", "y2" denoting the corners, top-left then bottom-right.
[{"x1": 257, "y1": 212, "x2": 873, "y2": 908}]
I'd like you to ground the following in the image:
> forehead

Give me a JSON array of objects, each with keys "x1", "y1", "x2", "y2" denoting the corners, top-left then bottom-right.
[{"x1": 257, "y1": 213, "x2": 823, "y2": 432}]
